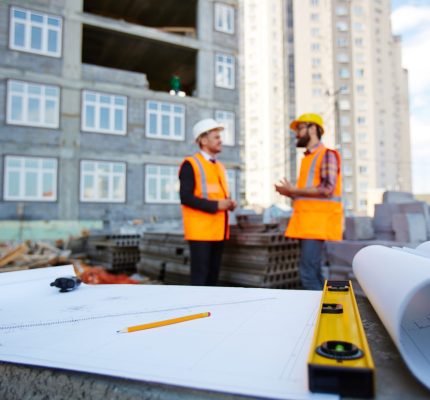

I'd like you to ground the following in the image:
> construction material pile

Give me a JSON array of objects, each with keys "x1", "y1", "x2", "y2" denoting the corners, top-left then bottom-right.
[
  {"x1": 87, "y1": 234, "x2": 140, "y2": 272},
  {"x1": 0, "y1": 241, "x2": 71, "y2": 273},
  {"x1": 137, "y1": 215, "x2": 301, "y2": 289}
]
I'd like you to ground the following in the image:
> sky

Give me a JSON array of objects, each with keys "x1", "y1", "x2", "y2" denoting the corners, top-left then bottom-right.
[{"x1": 391, "y1": 0, "x2": 430, "y2": 193}]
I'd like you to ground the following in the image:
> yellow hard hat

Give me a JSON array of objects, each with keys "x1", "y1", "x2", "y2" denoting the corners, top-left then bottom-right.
[{"x1": 290, "y1": 113, "x2": 324, "y2": 134}]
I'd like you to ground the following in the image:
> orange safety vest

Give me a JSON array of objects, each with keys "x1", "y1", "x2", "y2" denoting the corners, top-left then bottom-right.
[
  {"x1": 180, "y1": 152, "x2": 230, "y2": 241},
  {"x1": 285, "y1": 144, "x2": 343, "y2": 241}
]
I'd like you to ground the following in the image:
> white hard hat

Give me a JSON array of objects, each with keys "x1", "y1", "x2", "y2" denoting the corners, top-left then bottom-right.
[{"x1": 193, "y1": 118, "x2": 224, "y2": 140}]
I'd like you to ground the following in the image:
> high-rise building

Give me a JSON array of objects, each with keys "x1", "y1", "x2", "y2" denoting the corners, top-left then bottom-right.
[
  {"x1": 0, "y1": 0, "x2": 241, "y2": 223},
  {"x1": 242, "y1": 0, "x2": 411, "y2": 214}
]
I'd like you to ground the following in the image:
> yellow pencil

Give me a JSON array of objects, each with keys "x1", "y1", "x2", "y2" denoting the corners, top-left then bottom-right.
[{"x1": 117, "y1": 311, "x2": 211, "y2": 333}]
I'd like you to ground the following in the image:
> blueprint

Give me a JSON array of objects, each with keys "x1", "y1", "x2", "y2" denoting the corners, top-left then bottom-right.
[{"x1": 0, "y1": 265, "x2": 336, "y2": 400}]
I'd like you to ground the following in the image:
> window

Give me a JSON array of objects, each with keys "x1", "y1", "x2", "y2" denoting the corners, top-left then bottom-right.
[
  {"x1": 214, "y1": 3, "x2": 234, "y2": 34},
  {"x1": 227, "y1": 169, "x2": 237, "y2": 200},
  {"x1": 310, "y1": 13, "x2": 320, "y2": 21},
  {"x1": 359, "y1": 199, "x2": 367, "y2": 209},
  {"x1": 355, "y1": 53, "x2": 365, "y2": 63},
  {"x1": 358, "y1": 149, "x2": 368, "y2": 159},
  {"x1": 355, "y1": 38, "x2": 364, "y2": 47},
  {"x1": 339, "y1": 100, "x2": 350, "y2": 110},
  {"x1": 345, "y1": 180, "x2": 353, "y2": 192},
  {"x1": 357, "y1": 116, "x2": 366, "y2": 125},
  {"x1": 4, "y1": 155, "x2": 57, "y2": 201},
  {"x1": 9, "y1": 7, "x2": 62, "y2": 57},
  {"x1": 312, "y1": 73, "x2": 322, "y2": 81},
  {"x1": 146, "y1": 101, "x2": 185, "y2": 140},
  {"x1": 336, "y1": 6, "x2": 348, "y2": 16},
  {"x1": 358, "y1": 132, "x2": 367, "y2": 143},
  {"x1": 339, "y1": 68, "x2": 350, "y2": 79},
  {"x1": 7, "y1": 80, "x2": 59, "y2": 128},
  {"x1": 356, "y1": 68, "x2": 365, "y2": 78},
  {"x1": 343, "y1": 148, "x2": 352, "y2": 159},
  {"x1": 341, "y1": 116, "x2": 350, "y2": 126},
  {"x1": 356, "y1": 84, "x2": 365, "y2": 94},
  {"x1": 359, "y1": 181, "x2": 368, "y2": 192},
  {"x1": 336, "y1": 21, "x2": 348, "y2": 31},
  {"x1": 312, "y1": 58, "x2": 321, "y2": 67},
  {"x1": 353, "y1": 22, "x2": 364, "y2": 31},
  {"x1": 342, "y1": 131, "x2": 351, "y2": 143},
  {"x1": 80, "y1": 160, "x2": 126, "y2": 202},
  {"x1": 344, "y1": 163, "x2": 352, "y2": 176},
  {"x1": 359, "y1": 165, "x2": 368, "y2": 174},
  {"x1": 215, "y1": 53, "x2": 235, "y2": 89},
  {"x1": 353, "y1": 6, "x2": 364, "y2": 16},
  {"x1": 357, "y1": 101, "x2": 367, "y2": 111},
  {"x1": 311, "y1": 43, "x2": 320, "y2": 51},
  {"x1": 310, "y1": 0, "x2": 320, "y2": 6},
  {"x1": 82, "y1": 91, "x2": 127, "y2": 135},
  {"x1": 339, "y1": 84, "x2": 349, "y2": 94},
  {"x1": 336, "y1": 37, "x2": 348, "y2": 47},
  {"x1": 312, "y1": 88, "x2": 322, "y2": 96},
  {"x1": 215, "y1": 110, "x2": 235, "y2": 146},
  {"x1": 337, "y1": 53, "x2": 349, "y2": 63},
  {"x1": 145, "y1": 164, "x2": 179, "y2": 203},
  {"x1": 311, "y1": 28, "x2": 320, "y2": 37}
]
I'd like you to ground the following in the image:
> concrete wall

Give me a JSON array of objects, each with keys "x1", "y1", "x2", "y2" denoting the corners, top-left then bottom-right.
[{"x1": 0, "y1": 0, "x2": 241, "y2": 223}]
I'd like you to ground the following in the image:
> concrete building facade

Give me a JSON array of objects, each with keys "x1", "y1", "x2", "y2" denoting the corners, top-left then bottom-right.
[{"x1": 0, "y1": 0, "x2": 241, "y2": 223}]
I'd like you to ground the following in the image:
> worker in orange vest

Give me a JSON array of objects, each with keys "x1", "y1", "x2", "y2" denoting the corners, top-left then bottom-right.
[
  {"x1": 179, "y1": 118, "x2": 237, "y2": 286},
  {"x1": 275, "y1": 113, "x2": 343, "y2": 290}
]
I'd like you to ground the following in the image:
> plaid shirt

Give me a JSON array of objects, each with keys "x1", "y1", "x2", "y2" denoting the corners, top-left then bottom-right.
[{"x1": 304, "y1": 143, "x2": 339, "y2": 197}]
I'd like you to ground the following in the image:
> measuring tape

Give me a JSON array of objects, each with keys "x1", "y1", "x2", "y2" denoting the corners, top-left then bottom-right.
[{"x1": 308, "y1": 280, "x2": 375, "y2": 398}]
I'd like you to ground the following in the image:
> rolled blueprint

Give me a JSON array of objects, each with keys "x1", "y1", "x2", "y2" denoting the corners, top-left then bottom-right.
[{"x1": 352, "y1": 243, "x2": 430, "y2": 390}]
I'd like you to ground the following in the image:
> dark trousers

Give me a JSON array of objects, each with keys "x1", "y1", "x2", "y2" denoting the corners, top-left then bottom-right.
[
  {"x1": 189, "y1": 241, "x2": 225, "y2": 286},
  {"x1": 299, "y1": 239, "x2": 325, "y2": 290}
]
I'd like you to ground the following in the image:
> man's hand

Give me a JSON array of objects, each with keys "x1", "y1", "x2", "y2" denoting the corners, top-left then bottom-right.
[
  {"x1": 275, "y1": 178, "x2": 296, "y2": 198},
  {"x1": 218, "y1": 199, "x2": 237, "y2": 211}
]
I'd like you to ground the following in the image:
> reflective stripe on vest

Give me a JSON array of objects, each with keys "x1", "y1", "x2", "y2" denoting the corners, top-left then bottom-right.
[{"x1": 192, "y1": 155, "x2": 208, "y2": 198}]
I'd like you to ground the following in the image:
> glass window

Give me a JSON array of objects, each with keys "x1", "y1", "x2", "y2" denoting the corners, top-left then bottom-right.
[
  {"x1": 337, "y1": 53, "x2": 349, "y2": 63},
  {"x1": 215, "y1": 110, "x2": 235, "y2": 146},
  {"x1": 10, "y1": 7, "x2": 62, "y2": 57},
  {"x1": 359, "y1": 165, "x2": 368, "y2": 174},
  {"x1": 7, "y1": 80, "x2": 59, "y2": 128},
  {"x1": 359, "y1": 149, "x2": 368, "y2": 159},
  {"x1": 357, "y1": 116, "x2": 366, "y2": 125},
  {"x1": 214, "y1": 3, "x2": 235, "y2": 34},
  {"x1": 215, "y1": 53, "x2": 235, "y2": 89},
  {"x1": 4, "y1": 155, "x2": 57, "y2": 201},
  {"x1": 339, "y1": 100, "x2": 350, "y2": 110},
  {"x1": 337, "y1": 37, "x2": 348, "y2": 47},
  {"x1": 80, "y1": 160, "x2": 126, "y2": 202},
  {"x1": 336, "y1": 6, "x2": 348, "y2": 16},
  {"x1": 339, "y1": 68, "x2": 350, "y2": 79},
  {"x1": 145, "y1": 164, "x2": 179, "y2": 203},
  {"x1": 341, "y1": 116, "x2": 350, "y2": 126},
  {"x1": 82, "y1": 91, "x2": 127, "y2": 135},
  {"x1": 311, "y1": 43, "x2": 320, "y2": 51},
  {"x1": 356, "y1": 68, "x2": 365, "y2": 78},
  {"x1": 227, "y1": 169, "x2": 237, "y2": 200},
  {"x1": 342, "y1": 131, "x2": 351, "y2": 143},
  {"x1": 339, "y1": 84, "x2": 349, "y2": 94},
  {"x1": 336, "y1": 21, "x2": 348, "y2": 31},
  {"x1": 145, "y1": 101, "x2": 185, "y2": 140}
]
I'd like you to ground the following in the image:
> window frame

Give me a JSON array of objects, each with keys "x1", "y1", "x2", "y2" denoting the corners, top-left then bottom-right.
[
  {"x1": 6, "y1": 79, "x2": 60, "y2": 128},
  {"x1": 9, "y1": 6, "x2": 63, "y2": 58},
  {"x1": 79, "y1": 160, "x2": 127, "y2": 203},
  {"x1": 3, "y1": 155, "x2": 58, "y2": 202},
  {"x1": 226, "y1": 168, "x2": 237, "y2": 201},
  {"x1": 215, "y1": 52, "x2": 235, "y2": 89},
  {"x1": 144, "y1": 164, "x2": 180, "y2": 204},
  {"x1": 215, "y1": 110, "x2": 235, "y2": 146},
  {"x1": 214, "y1": 3, "x2": 235, "y2": 34},
  {"x1": 81, "y1": 90, "x2": 127, "y2": 135},
  {"x1": 145, "y1": 100, "x2": 185, "y2": 141}
]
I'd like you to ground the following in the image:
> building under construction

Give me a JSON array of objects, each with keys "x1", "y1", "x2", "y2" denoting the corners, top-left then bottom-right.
[{"x1": 0, "y1": 0, "x2": 240, "y2": 224}]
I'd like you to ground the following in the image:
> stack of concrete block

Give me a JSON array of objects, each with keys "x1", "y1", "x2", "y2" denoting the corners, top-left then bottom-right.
[
  {"x1": 87, "y1": 234, "x2": 141, "y2": 271},
  {"x1": 137, "y1": 232, "x2": 188, "y2": 283},
  {"x1": 373, "y1": 191, "x2": 429, "y2": 243},
  {"x1": 344, "y1": 217, "x2": 374, "y2": 241},
  {"x1": 137, "y1": 217, "x2": 301, "y2": 289}
]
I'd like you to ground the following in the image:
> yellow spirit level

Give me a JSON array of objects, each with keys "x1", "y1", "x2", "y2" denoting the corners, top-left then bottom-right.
[{"x1": 308, "y1": 280, "x2": 375, "y2": 398}]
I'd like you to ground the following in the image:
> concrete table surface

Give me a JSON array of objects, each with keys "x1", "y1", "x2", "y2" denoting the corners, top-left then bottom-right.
[{"x1": 0, "y1": 295, "x2": 429, "y2": 400}]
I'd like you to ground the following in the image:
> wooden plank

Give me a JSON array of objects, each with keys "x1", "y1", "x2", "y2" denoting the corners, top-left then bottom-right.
[{"x1": 0, "y1": 243, "x2": 29, "y2": 268}]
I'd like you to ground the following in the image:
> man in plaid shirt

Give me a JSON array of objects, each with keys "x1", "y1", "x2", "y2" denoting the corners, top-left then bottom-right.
[{"x1": 275, "y1": 113, "x2": 343, "y2": 290}]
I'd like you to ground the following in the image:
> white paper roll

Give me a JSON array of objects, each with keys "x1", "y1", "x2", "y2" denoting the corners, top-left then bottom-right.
[{"x1": 352, "y1": 244, "x2": 430, "y2": 390}]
